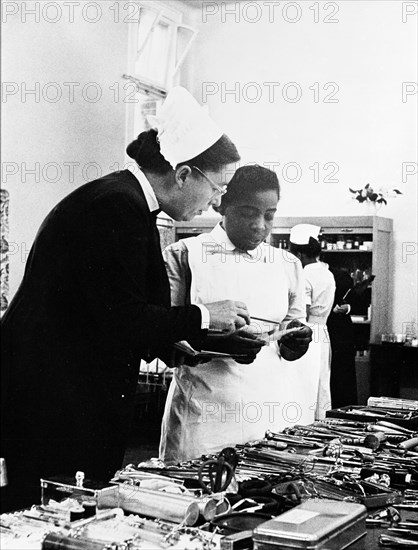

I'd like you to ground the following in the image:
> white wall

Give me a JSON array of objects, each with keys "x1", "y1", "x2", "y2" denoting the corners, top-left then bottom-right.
[
  {"x1": 2, "y1": 0, "x2": 195, "y2": 300},
  {"x1": 184, "y1": 0, "x2": 418, "y2": 334},
  {"x1": 2, "y1": 0, "x2": 417, "y2": 335},
  {"x1": 2, "y1": 4, "x2": 130, "y2": 297}
]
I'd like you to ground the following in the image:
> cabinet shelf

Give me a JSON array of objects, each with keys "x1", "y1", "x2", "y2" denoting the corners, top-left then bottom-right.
[{"x1": 321, "y1": 250, "x2": 372, "y2": 254}]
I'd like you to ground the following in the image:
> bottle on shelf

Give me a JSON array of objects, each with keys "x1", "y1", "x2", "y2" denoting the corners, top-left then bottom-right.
[
  {"x1": 326, "y1": 237, "x2": 334, "y2": 250},
  {"x1": 404, "y1": 319, "x2": 417, "y2": 344},
  {"x1": 336, "y1": 235, "x2": 345, "y2": 250}
]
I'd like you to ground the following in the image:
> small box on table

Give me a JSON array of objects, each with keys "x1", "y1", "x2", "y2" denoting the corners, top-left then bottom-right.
[
  {"x1": 40, "y1": 475, "x2": 118, "y2": 519},
  {"x1": 253, "y1": 500, "x2": 367, "y2": 550}
]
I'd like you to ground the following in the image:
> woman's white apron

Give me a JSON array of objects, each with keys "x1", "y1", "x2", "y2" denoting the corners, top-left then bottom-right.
[{"x1": 160, "y1": 234, "x2": 320, "y2": 463}]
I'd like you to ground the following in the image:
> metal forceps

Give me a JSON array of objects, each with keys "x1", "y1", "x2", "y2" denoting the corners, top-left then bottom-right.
[{"x1": 198, "y1": 456, "x2": 234, "y2": 494}]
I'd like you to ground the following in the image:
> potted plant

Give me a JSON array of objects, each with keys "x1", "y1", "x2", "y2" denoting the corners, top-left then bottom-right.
[{"x1": 349, "y1": 184, "x2": 402, "y2": 210}]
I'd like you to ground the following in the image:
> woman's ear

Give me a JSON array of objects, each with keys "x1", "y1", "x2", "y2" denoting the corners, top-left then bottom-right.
[{"x1": 175, "y1": 165, "x2": 192, "y2": 189}]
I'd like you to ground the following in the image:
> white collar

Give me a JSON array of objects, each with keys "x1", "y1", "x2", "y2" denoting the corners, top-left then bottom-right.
[
  {"x1": 210, "y1": 222, "x2": 261, "y2": 258},
  {"x1": 128, "y1": 166, "x2": 160, "y2": 213},
  {"x1": 304, "y1": 261, "x2": 329, "y2": 270}
]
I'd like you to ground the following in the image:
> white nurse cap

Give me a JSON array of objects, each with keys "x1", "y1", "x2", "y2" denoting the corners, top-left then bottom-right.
[
  {"x1": 147, "y1": 87, "x2": 223, "y2": 169},
  {"x1": 290, "y1": 224, "x2": 321, "y2": 245}
]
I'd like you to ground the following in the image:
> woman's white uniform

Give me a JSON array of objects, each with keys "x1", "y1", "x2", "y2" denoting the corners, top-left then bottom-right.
[
  {"x1": 159, "y1": 224, "x2": 320, "y2": 463},
  {"x1": 303, "y1": 262, "x2": 336, "y2": 420}
]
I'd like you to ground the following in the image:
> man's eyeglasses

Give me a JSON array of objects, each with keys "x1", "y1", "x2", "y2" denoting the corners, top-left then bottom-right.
[{"x1": 191, "y1": 166, "x2": 228, "y2": 197}]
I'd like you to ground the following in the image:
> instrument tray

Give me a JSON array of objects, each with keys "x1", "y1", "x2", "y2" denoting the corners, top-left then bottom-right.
[{"x1": 253, "y1": 500, "x2": 367, "y2": 549}]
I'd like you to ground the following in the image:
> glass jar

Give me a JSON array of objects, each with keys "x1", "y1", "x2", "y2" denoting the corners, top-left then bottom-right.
[{"x1": 336, "y1": 236, "x2": 345, "y2": 250}]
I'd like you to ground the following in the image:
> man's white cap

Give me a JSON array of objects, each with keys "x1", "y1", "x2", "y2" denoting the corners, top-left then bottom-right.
[
  {"x1": 290, "y1": 224, "x2": 321, "y2": 245},
  {"x1": 147, "y1": 87, "x2": 223, "y2": 169}
]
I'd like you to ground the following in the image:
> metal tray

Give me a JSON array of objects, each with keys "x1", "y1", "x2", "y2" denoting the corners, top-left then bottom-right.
[
  {"x1": 326, "y1": 405, "x2": 418, "y2": 429},
  {"x1": 253, "y1": 500, "x2": 367, "y2": 549}
]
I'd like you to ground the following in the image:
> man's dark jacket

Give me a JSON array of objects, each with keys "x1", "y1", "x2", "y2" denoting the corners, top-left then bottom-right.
[{"x1": 1, "y1": 170, "x2": 203, "y2": 508}]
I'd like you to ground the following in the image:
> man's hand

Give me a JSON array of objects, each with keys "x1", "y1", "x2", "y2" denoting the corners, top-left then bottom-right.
[
  {"x1": 167, "y1": 348, "x2": 212, "y2": 368},
  {"x1": 351, "y1": 275, "x2": 375, "y2": 296},
  {"x1": 333, "y1": 303, "x2": 350, "y2": 315},
  {"x1": 205, "y1": 300, "x2": 250, "y2": 333},
  {"x1": 205, "y1": 332, "x2": 265, "y2": 364},
  {"x1": 279, "y1": 319, "x2": 312, "y2": 361}
]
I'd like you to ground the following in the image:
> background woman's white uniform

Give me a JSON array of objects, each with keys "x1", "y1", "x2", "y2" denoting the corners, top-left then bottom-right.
[
  {"x1": 303, "y1": 262, "x2": 336, "y2": 419},
  {"x1": 159, "y1": 224, "x2": 320, "y2": 463}
]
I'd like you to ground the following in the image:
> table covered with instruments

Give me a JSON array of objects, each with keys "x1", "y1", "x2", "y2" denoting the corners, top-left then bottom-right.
[{"x1": 1, "y1": 397, "x2": 417, "y2": 549}]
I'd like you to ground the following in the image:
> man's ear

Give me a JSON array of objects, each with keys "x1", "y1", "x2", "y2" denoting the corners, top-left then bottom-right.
[{"x1": 175, "y1": 165, "x2": 192, "y2": 189}]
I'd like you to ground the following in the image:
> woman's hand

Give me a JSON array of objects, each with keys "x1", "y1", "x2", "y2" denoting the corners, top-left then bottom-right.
[
  {"x1": 279, "y1": 319, "x2": 312, "y2": 361},
  {"x1": 205, "y1": 332, "x2": 266, "y2": 364},
  {"x1": 168, "y1": 331, "x2": 265, "y2": 368}
]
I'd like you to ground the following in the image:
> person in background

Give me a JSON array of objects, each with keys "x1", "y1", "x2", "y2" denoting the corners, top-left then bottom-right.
[
  {"x1": 289, "y1": 224, "x2": 336, "y2": 419},
  {"x1": 1, "y1": 87, "x2": 249, "y2": 512},
  {"x1": 160, "y1": 166, "x2": 313, "y2": 463},
  {"x1": 327, "y1": 269, "x2": 375, "y2": 407},
  {"x1": 327, "y1": 268, "x2": 357, "y2": 408}
]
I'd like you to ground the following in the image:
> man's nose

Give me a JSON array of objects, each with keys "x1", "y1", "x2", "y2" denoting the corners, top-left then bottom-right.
[{"x1": 251, "y1": 216, "x2": 266, "y2": 230}]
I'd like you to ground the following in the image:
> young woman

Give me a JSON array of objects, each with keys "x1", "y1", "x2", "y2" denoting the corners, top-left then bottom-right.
[{"x1": 160, "y1": 165, "x2": 313, "y2": 463}]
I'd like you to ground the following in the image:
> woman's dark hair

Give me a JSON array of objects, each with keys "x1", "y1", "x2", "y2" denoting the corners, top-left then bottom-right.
[
  {"x1": 216, "y1": 165, "x2": 280, "y2": 214},
  {"x1": 126, "y1": 129, "x2": 240, "y2": 175},
  {"x1": 289, "y1": 237, "x2": 321, "y2": 258}
]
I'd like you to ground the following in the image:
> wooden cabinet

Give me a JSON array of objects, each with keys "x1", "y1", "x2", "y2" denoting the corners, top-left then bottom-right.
[
  {"x1": 270, "y1": 216, "x2": 393, "y2": 345},
  {"x1": 174, "y1": 215, "x2": 393, "y2": 345},
  {"x1": 175, "y1": 216, "x2": 220, "y2": 240}
]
